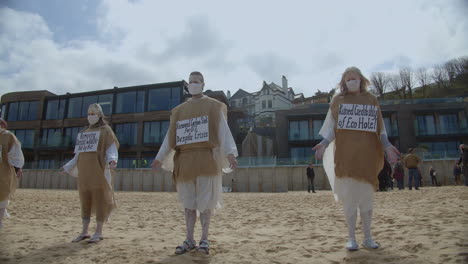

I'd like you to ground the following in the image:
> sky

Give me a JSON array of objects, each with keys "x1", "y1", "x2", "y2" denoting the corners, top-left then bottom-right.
[{"x1": 1, "y1": 0, "x2": 467, "y2": 98}]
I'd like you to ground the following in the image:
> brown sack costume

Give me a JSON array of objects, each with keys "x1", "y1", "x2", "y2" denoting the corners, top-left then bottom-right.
[
  {"x1": 76, "y1": 125, "x2": 119, "y2": 222},
  {"x1": 330, "y1": 92, "x2": 385, "y2": 190},
  {"x1": 0, "y1": 129, "x2": 19, "y2": 202},
  {"x1": 167, "y1": 96, "x2": 227, "y2": 183}
]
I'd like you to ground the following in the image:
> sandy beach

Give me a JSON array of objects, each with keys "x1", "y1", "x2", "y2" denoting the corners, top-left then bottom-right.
[{"x1": 0, "y1": 186, "x2": 467, "y2": 264}]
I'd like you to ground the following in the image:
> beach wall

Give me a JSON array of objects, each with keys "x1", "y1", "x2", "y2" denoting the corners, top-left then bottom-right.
[{"x1": 19, "y1": 159, "x2": 461, "y2": 192}]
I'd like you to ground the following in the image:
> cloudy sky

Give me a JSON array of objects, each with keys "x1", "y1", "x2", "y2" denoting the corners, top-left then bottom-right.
[{"x1": 1, "y1": 0, "x2": 467, "y2": 98}]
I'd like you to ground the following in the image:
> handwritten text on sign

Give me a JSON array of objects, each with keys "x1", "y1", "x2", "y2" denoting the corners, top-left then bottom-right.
[
  {"x1": 337, "y1": 104, "x2": 378, "y2": 132},
  {"x1": 176, "y1": 116, "x2": 209, "y2": 146},
  {"x1": 74, "y1": 131, "x2": 100, "y2": 153}
]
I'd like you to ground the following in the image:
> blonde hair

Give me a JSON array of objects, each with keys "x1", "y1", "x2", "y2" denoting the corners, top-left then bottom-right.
[{"x1": 338, "y1": 66, "x2": 370, "y2": 95}]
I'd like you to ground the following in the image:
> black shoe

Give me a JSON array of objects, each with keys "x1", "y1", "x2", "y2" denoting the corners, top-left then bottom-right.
[
  {"x1": 312, "y1": 191, "x2": 316, "y2": 193},
  {"x1": 409, "y1": 188, "x2": 412, "y2": 190},
  {"x1": 415, "y1": 188, "x2": 419, "y2": 190}
]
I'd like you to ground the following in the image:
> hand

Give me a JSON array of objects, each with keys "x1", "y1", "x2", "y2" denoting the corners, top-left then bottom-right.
[
  {"x1": 59, "y1": 167, "x2": 67, "y2": 175},
  {"x1": 227, "y1": 154, "x2": 237, "y2": 169},
  {"x1": 109, "y1": 160, "x2": 117, "y2": 169},
  {"x1": 385, "y1": 145, "x2": 400, "y2": 164},
  {"x1": 312, "y1": 143, "x2": 326, "y2": 160},
  {"x1": 16, "y1": 168, "x2": 23, "y2": 178},
  {"x1": 151, "y1": 159, "x2": 162, "y2": 171}
]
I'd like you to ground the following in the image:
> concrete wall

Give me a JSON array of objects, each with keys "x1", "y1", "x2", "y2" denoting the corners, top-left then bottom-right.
[{"x1": 18, "y1": 159, "x2": 460, "y2": 192}]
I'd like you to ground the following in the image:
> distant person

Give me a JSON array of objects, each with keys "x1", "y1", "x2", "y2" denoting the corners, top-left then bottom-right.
[
  {"x1": 429, "y1": 166, "x2": 438, "y2": 186},
  {"x1": 0, "y1": 118, "x2": 24, "y2": 230},
  {"x1": 418, "y1": 167, "x2": 423, "y2": 187},
  {"x1": 306, "y1": 163, "x2": 316, "y2": 193},
  {"x1": 393, "y1": 157, "x2": 405, "y2": 190},
  {"x1": 403, "y1": 148, "x2": 421, "y2": 190},
  {"x1": 378, "y1": 159, "x2": 392, "y2": 191},
  {"x1": 459, "y1": 144, "x2": 468, "y2": 186},
  {"x1": 453, "y1": 163, "x2": 462, "y2": 185}
]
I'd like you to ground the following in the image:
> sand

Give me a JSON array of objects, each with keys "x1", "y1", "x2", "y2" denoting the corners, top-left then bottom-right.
[{"x1": 0, "y1": 186, "x2": 467, "y2": 264}]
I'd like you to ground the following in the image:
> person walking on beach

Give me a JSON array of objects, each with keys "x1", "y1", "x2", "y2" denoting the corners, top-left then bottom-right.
[
  {"x1": 313, "y1": 66, "x2": 400, "y2": 251},
  {"x1": 429, "y1": 166, "x2": 438, "y2": 186},
  {"x1": 61, "y1": 104, "x2": 119, "y2": 243},
  {"x1": 151, "y1": 71, "x2": 238, "y2": 255},
  {"x1": 393, "y1": 157, "x2": 405, "y2": 190},
  {"x1": 459, "y1": 144, "x2": 468, "y2": 186},
  {"x1": 0, "y1": 119, "x2": 24, "y2": 230},
  {"x1": 403, "y1": 148, "x2": 421, "y2": 190},
  {"x1": 378, "y1": 158, "x2": 392, "y2": 191},
  {"x1": 453, "y1": 162, "x2": 462, "y2": 185},
  {"x1": 307, "y1": 163, "x2": 316, "y2": 193}
]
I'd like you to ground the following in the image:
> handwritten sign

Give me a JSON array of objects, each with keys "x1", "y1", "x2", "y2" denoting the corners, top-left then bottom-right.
[
  {"x1": 337, "y1": 104, "x2": 378, "y2": 132},
  {"x1": 74, "y1": 131, "x2": 100, "y2": 153},
  {"x1": 176, "y1": 116, "x2": 209, "y2": 146}
]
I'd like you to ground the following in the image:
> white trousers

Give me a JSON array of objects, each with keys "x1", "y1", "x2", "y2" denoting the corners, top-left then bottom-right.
[{"x1": 177, "y1": 174, "x2": 223, "y2": 212}]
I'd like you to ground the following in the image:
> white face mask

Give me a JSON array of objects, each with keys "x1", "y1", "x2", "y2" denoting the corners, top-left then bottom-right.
[
  {"x1": 346, "y1": 80, "x2": 361, "y2": 93},
  {"x1": 188, "y1": 83, "x2": 203, "y2": 95},
  {"x1": 88, "y1": 115, "x2": 100, "y2": 125}
]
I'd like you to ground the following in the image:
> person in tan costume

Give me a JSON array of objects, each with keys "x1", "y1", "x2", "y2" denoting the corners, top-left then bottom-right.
[
  {"x1": 152, "y1": 71, "x2": 238, "y2": 254},
  {"x1": 313, "y1": 67, "x2": 400, "y2": 251},
  {"x1": 61, "y1": 104, "x2": 119, "y2": 243},
  {"x1": 0, "y1": 118, "x2": 24, "y2": 230}
]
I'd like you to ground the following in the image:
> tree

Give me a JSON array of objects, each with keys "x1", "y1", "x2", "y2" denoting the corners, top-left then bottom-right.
[
  {"x1": 432, "y1": 64, "x2": 449, "y2": 89},
  {"x1": 416, "y1": 67, "x2": 430, "y2": 98},
  {"x1": 370, "y1": 72, "x2": 390, "y2": 99},
  {"x1": 389, "y1": 73, "x2": 404, "y2": 99},
  {"x1": 399, "y1": 67, "x2": 415, "y2": 98}
]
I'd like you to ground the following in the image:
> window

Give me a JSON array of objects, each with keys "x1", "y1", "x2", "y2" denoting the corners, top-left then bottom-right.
[
  {"x1": 115, "y1": 123, "x2": 138, "y2": 146},
  {"x1": 148, "y1": 87, "x2": 181, "y2": 111},
  {"x1": 116, "y1": 91, "x2": 145, "y2": 114},
  {"x1": 64, "y1": 127, "x2": 82, "y2": 147},
  {"x1": 384, "y1": 117, "x2": 392, "y2": 136},
  {"x1": 289, "y1": 120, "x2": 309, "y2": 140},
  {"x1": 419, "y1": 141, "x2": 460, "y2": 158},
  {"x1": 11, "y1": 129, "x2": 35, "y2": 148},
  {"x1": 242, "y1": 98, "x2": 247, "y2": 105},
  {"x1": 41, "y1": 128, "x2": 63, "y2": 147},
  {"x1": 68, "y1": 97, "x2": 83, "y2": 118},
  {"x1": 45, "y1": 99, "x2": 66, "y2": 120},
  {"x1": 231, "y1": 101, "x2": 236, "y2": 107},
  {"x1": 7, "y1": 101, "x2": 38, "y2": 121},
  {"x1": 0, "y1": 104, "x2": 6, "y2": 119},
  {"x1": 415, "y1": 115, "x2": 436, "y2": 136},
  {"x1": 439, "y1": 114, "x2": 458, "y2": 134},
  {"x1": 312, "y1": 120, "x2": 324, "y2": 139},
  {"x1": 290, "y1": 147, "x2": 314, "y2": 161},
  {"x1": 262, "y1": 101, "x2": 266, "y2": 109},
  {"x1": 268, "y1": 100, "x2": 272, "y2": 108},
  {"x1": 68, "y1": 94, "x2": 113, "y2": 118},
  {"x1": 143, "y1": 121, "x2": 169, "y2": 144}
]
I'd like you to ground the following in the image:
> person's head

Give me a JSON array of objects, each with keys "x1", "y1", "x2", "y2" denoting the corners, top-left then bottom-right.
[
  {"x1": 187, "y1": 71, "x2": 205, "y2": 96},
  {"x1": 339, "y1": 66, "x2": 370, "y2": 95},
  {"x1": 0, "y1": 118, "x2": 7, "y2": 129},
  {"x1": 87, "y1": 103, "x2": 105, "y2": 126},
  {"x1": 309, "y1": 163, "x2": 313, "y2": 168}
]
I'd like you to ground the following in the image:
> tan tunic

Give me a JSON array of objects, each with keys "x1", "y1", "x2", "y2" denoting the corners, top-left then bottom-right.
[
  {"x1": 331, "y1": 92, "x2": 384, "y2": 189},
  {"x1": 76, "y1": 124, "x2": 119, "y2": 221},
  {"x1": 167, "y1": 96, "x2": 227, "y2": 183},
  {"x1": 0, "y1": 129, "x2": 19, "y2": 202},
  {"x1": 403, "y1": 154, "x2": 421, "y2": 169}
]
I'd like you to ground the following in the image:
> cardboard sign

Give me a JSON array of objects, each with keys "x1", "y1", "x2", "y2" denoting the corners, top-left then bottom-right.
[
  {"x1": 74, "y1": 131, "x2": 100, "y2": 153},
  {"x1": 176, "y1": 116, "x2": 209, "y2": 146},
  {"x1": 337, "y1": 104, "x2": 378, "y2": 132}
]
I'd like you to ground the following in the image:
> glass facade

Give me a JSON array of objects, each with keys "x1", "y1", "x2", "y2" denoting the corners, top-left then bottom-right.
[
  {"x1": 38, "y1": 159, "x2": 56, "y2": 169},
  {"x1": 0, "y1": 104, "x2": 6, "y2": 119},
  {"x1": 7, "y1": 101, "x2": 39, "y2": 121},
  {"x1": 289, "y1": 147, "x2": 314, "y2": 162},
  {"x1": 45, "y1": 99, "x2": 66, "y2": 120},
  {"x1": 415, "y1": 115, "x2": 436, "y2": 136},
  {"x1": 143, "y1": 121, "x2": 169, "y2": 144},
  {"x1": 438, "y1": 114, "x2": 459, "y2": 134},
  {"x1": 64, "y1": 127, "x2": 82, "y2": 147},
  {"x1": 41, "y1": 128, "x2": 63, "y2": 147},
  {"x1": 68, "y1": 94, "x2": 113, "y2": 118},
  {"x1": 11, "y1": 129, "x2": 35, "y2": 149},
  {"x1": 116, "y1": 91, "x2": 145, "y2": 114},
  {"x1": 289, "y1": 120, "x2": 309, "y2": 140},
  {"x1": 148, "y1": 87, "x2": 181, "y2": 111},
  {"x1": 115, "y1": 123, "x2": 138, "y2": 146}
]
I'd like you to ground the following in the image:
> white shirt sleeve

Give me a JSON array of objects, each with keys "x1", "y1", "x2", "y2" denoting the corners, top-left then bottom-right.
[
  {"x1": 8, "y1": 140, "x2": 24, "y2": 168},
  {"x1": 318, "y1": 109, "x2": 336, "y2": 144},
  {"x1": 63, "y1": 153, "x2": 79, "y2": 173},
  {"x1": 218, "y1": 111, "x2": 238, "y2": 157},
  {"x1": 155, "y1": 133, "x2": 171, "y2": 161},
  {"x1": 105, "y1": 143, "x2": 118, "y2": 163}
]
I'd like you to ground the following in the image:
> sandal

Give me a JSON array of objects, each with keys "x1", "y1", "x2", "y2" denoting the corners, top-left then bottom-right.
[
  {"x1": 72, "y1": 234, "x2": 90, "y2": 243},
  {"x1": 88, "y1": 235, "x2": 104, "y2": 243},
  {"x1": 197, "y1": 239, "x2": 210, "y2": 254},
  {"x1": 175, "y1": 239, "x2": 196, "y2": 254}
]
